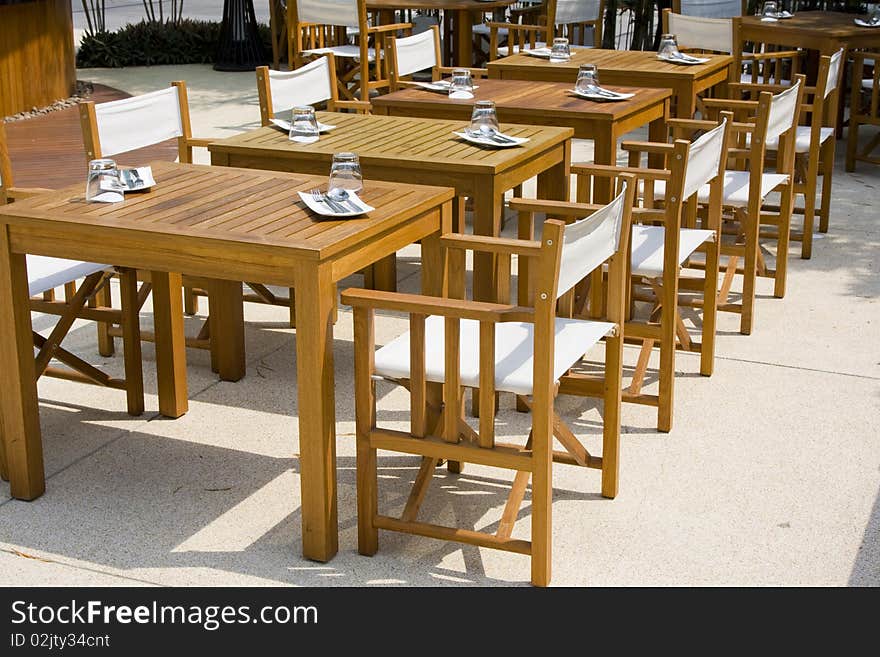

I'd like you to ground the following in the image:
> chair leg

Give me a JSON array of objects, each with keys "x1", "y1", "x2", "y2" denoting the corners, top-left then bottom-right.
[
  {"x1": 288, "y1": 287, "x2": 296, "y2": 328},
  {"x1": 0, "y1": 424, "x2": 8, "y2": 482},
  {"x1": 601, "y1": 334, "x2": 622, "y2": 499},
  {"x1": 184, "y1": 285, "x2": 199, "y2": 316},
  {"x1": 700, "y1": 241, "x2": 720, "y2": 377},
  {"x1": 740, "y1": 212, "x2": 758, "y2": 335},
  {"x1": 818, "y1": 140, "x2": 836, "y2": 233},
  {"x1": 530, "y1": 415, "x2": 552, "y2": 587},
  {"x1": 775, "y1": 186, "x2": 793, "y2": 299},
  {"x1": 801, "y1": 159, "x2": 819, "y2": 260},
  {"x1": 354, "y1": 309, "x2": 378, "y2": 556},
  {"x1": 845, "y1": 119, "x2": 859, "y2": 172},
  {"x1": 94, "y1": 279, "x2": 114, "y2": 357},
  {"x1": 118, "y1": 268, "x2": 145, "y2": 416}
]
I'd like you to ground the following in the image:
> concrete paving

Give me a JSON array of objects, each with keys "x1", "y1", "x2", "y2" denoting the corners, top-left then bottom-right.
[{"x1": 0, "y1": 64, "x2": 877, "y2": 586}]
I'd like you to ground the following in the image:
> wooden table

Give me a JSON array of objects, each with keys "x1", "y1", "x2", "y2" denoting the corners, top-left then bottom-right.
[
  {"x1": 208, "y1": 112, "x2": 573, "y2": 303},
  {"x1": 371, "y1": 79, "x2": 671, "y2": 166},
  {"x1": 0, "y1": 161, "x2": 454, "y2": 563},
  {"x1": 487, "y1": 49, "x2": 733, "y2": 118},
  {"x1": 738, "y1": 11, "x2": 880, "y2": 55},
  {"x1": 368, "y1": 0, "x2": 517, "y2": 67}
]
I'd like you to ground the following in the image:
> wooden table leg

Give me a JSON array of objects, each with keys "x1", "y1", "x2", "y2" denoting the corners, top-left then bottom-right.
[
  {"x1": 0, "y1": 228, "x2": 44, "y2": 498},
  {"x1": 647, "y1": 101, "x2": 669, "y2": 171},
  {"x1": 455, "y1": 10, "x2": 475, "y2": 67},
  {"x1": 371, "y1": 254, "x2": 397, "y2": 292},
  {"x1": 593, "y1": 129, "x2": 615, "y2": 203},
  {"x1": 294, "y1": 263, "x2": 338, "y2": 562},
  {"x1": 471, "y1": 182, "x2": 503, "y2": 303},
  {"x1": 537, "y1": 140, "x2": 571, "y2": 204},
  {"x1": 151, "y1": 271, "x2": 188, "y2": 419},
  {"x1": 206, "y1": 279, "x2": 246, "y2": 382},
  {"x1": 677, "y1": 82, "x2": 696, "y2": 119}
]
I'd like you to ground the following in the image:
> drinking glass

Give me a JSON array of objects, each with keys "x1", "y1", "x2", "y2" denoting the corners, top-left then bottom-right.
[
  {"x1": 575, "y1": 64, "x2": 600, "y2": 93},
  {"x1": 550, "y1": 37, "x2": 570, "y2": 63},
  {"x1": 449, "y1": 68, "x2": 474, "y2": 98},
  {"x1": 85, "y1": 158, "x2": 124, "y2": 203},
  {"x1": 468, "y1": 100, "x2": 500, "y2": 137},
  {"x1": 328, "y1": 152, "x2": 363, "y2": 199},
  {"x1": 289, "y1": 105, "x2": 320, "y2": 143},
  {"x1": 761, "y1": 1, "x2": 779, "y2": 21},
  {"x1": 658, "y1": 33, "x2": 679, "y2": 59},
  {"x1": 870, "y1": 3, "x2": 880, "y2": 23}
]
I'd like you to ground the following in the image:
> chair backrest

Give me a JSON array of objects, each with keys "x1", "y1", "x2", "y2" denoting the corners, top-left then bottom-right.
[
  {"x1": 256, "y1": 55, "x2": 335, "y2": 125},
  {"x1": 664, "y1": 11, "x2": 732, "y2": 53},
  {"x1": 80, "y1": 85, "x2": 190, "y2": 161},
  {"x1": 391, "y1": 26, "x2": 439, "y2": 79},
  {"x1": 296, "y1": 0, "x2": 360, "y2": 28},
  {"x1": 553, "y1": 0, "x2": 603, "y2": 25},
  {"x1": 556, "y1": 182, "x2": 629, "y2": 299},
  {"x1": 674, "y1": 0, "x2": 744, "y2": 18},
  {"x1": 549, "y1": 0, "x2": 603, "y2": 45},
  {"x1": 766, "y1": 80, "x2": 801, "y2": 143},
  {"x1": 682, "y1": 119, "x2": 728, "y2": 200},
  {"x1": 823, "y1": 48, "x2": 844, "y2": 100}
]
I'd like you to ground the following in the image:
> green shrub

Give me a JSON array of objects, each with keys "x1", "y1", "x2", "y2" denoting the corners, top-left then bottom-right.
[{"x1": 77, "y1": 20, "x2": 273, "y2": 68}]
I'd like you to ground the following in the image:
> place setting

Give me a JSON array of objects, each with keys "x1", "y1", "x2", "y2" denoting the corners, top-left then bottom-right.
[
  {"x1": 855, "y1": 4, "x2": 880, "y2": 26},
  {"x1": 569, "y1": 64, "x2": 634, "y2": 102},
  {"x1": 84, "y1": 158, "x2": 156, "y2": 203},
  {"x1": 413, "y1": 69, "x2": 480, "y2": 98},
  {"x1": 270, "y1": 106, "x2": 336, "y2": 142},
  {"x1": 298, "y1": 152, "x2": 373, "y2": 218},
  {"x1": 523, "y1": 37, "x2": 585, "y2": 63},
  {"x1": 453, "y1": 100, "x2": 529, "y2": 147},
  {"x1": 656, "y1": 33, "x2": 709, "y2": 65}
]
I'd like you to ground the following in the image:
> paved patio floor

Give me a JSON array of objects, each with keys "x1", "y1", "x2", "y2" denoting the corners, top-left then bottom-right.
[{"x1": 1, "y1": 64, "x2": 877, "y2": 586}]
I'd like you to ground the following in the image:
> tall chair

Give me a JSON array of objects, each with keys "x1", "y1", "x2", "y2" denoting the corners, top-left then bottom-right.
[
  {"x1": 560, "y1": 118, "x2": 731, "y2": 432},
  {"x1": 488, "y1": 0, "x2": 603, "y2": 60},
  {"x1": 288, "y1": 0, "x2": 411, "y2": 102},
  {"x1": 846, "y1": 51, "x2": 880, "y2": 172},
  {"x1": 341, "y1": 182, "x2": 634, "y2": 587},
  {"x1": 387, "y1": 26, "x2": 488, "y2": 92},
  {"x1": 0, "y1": 121, "x2": 144, "y2": 481},
  {"x1": 256, "y1": 53, "x2": 371, "y2": 126},
  {"x1": 703, "y1": 78, "x2": 805, "y2": 334}
]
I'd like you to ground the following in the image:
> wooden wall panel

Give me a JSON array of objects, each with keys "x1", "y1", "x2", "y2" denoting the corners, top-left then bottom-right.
[{"x1": 0, "y1": 0, "x2": 76, "y2": 117}]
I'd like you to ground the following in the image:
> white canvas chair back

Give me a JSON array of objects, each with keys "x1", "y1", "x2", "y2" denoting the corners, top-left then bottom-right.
[
  {"x1": 393, "y1": 29, "x2": 437, "y2": 78},
  {"x1": 556, "y1": 183, "x2": 628, "y2": 298},
  {"x1": 297, "y1": 0, "x2": 359, "y2": 27},
  {"x1": 555, "y1": 0, "x2": 603, "y2": 25},
  {"x1": 683, "y1": 119, "x2": 727, "y2": 199},
  {"x1": 668, "y1": 13, "x2": 732, "y2": 53},
  {"x1": 94, "y1": 87, "x2": 183, "y2": 157},
  {"x1": 824, "y1": 49, "x2": 844, "y2": 99},
  {"x1": 268, "y1": 56, "x2": 333, "y2": 111},
  {"x1": 679, "y1": 0, "x2": 741, "y2": 18},
  {"x1": 766, "y1": 80, "x2": 801, "y2": 143}
]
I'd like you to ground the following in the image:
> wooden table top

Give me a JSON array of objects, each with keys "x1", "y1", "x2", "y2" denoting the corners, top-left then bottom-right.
[
  {"x1": 488, "y1": 48, "x2": 733, "y2": 80},
  {"x1": 1, "y1": 161, "x2": 454, "y2": 262},
  {"x1": 740, "y1": 11, "x2": 880, "y2": 38},
  {"x1": 372, "y1": 79, "x2": 672, "y2": 123},
  {"x1": 368, "y1": 0, "x2": 515, "y2": 10},
  {"x1": 208, "y1": 112, "x2": 574, "y2": 175}
]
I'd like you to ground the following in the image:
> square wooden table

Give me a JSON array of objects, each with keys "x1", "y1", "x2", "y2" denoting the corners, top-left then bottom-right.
[
  {"x1": 371, "y1": 78, "x2": 671, "y2": 166},
  {"x1": 208, "y1": 112, "x2": 573, "y2": 304},
  {"x1": 487, "y1": 49, "x2": 733, "y2": 118},
  {"x1": 0, "y1": 161, "x2": 454, "y2": 563},
  {"x1": 738, "y1": 11, "x2": 880, "y2": 55}
]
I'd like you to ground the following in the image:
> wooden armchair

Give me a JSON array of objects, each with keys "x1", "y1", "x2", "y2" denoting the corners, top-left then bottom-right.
[
  {"x1": 488, "y1": 0, "x2": 603, "y2": 60},
  {"x1": 701, "y1": 77, "x2": 805, "y2": 334},
  {"x1": 387, "y1": 26, "x2": 488, "y2": 92},
  {"x1": 846, "y1": 51, "x2": 880, "y2": 172},
  {"x1": 0, "y1": 121, "x2": 144, "y2": 482},
  {"x1": 256, "y1": 53, "x2": 371, "y2": 126},
  {"x1": 341, "y1": 181, "x2": 634, "y2": 587}
]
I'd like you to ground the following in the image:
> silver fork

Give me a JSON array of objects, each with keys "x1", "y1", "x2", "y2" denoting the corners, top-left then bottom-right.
[{"x1": 309, "y1": 189, "x2": 347, "y2": 214}]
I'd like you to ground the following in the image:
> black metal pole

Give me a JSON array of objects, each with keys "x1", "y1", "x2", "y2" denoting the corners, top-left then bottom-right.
[{"x1": 214, "y1": 0, "x2": 267, "y2": 71}]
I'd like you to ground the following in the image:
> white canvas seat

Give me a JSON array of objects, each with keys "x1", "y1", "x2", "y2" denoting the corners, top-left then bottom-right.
[
  {"x1": 647, "y1": 170, "x2": 789, "y2": 207},
  {"x1": 630, "y1": 226, "x2": 714, "y2": 278},
  {"x1": 374, "y1": 315, "x2": 613, "y2": 396},
  {"x1": 26, "y1": 256, "x2": 108, "y2": 297},
  {"x1": 766, "y1": 126, "x2": 834, "y2": 152},
  {"x1": 301, "y1": 45, "x2": 376, "y2": 61}
]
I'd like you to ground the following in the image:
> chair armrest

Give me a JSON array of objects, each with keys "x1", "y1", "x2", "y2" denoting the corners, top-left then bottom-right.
[
  {"x1": 368, "y1": 22, "x2": 412, "y2": 34},
  {"x1": 741, "y1": 49, "x2": 803, "y2": 62},
  {"x1": 439, "y1": 233, "x2": 542, "y2": 257},
  {"x1": 666, "y1": 118, "x2": 721, "y2": 132},
  {"x1": 572, "y1": 163, "x2": 671, "y2": 182},
  {"x1": 702, "y1": 98, "x2": 759, "y2": 111},
  {"x1": 507, "y1": 198, "x2": 606, "y2": 217},
  {"x1": 334, "y1": 99, "x2": 372, "y2": 113},
  {"x1": 621, "y1": 141, "x2": 673, "y2": 155},
  {"x1": 729, "y1": 82, "x2": 814, "y2": 95},
  {"x1": 340, "y1": 288, "x2": 534, "y2": 323},
  {"x1": 184, "y1": 137, "x2": 216, "y2": 148},
  {"x1": 7, "y1": 186, "x2": 53, "y2": 201}
]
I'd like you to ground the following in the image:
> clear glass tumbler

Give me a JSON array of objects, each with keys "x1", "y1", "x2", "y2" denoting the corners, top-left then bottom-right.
[
  {"x1": 658, "y1": 33, "x2": 679, "y2": 59},
  {"x1": 328, "y1": 152, "x2": 363, "y2": 199},
  {"x1": 449, "y1": 68, "x2": 474, "y2": 98},
  {"x1": 761, "y1": 1, "x2": 779, "y2": 21},
  {"x1": 550, "y1": 37, "x2": 570, "y2": 63},
  {"x1": 85, "y1": 158, "x2": 124, "y2": 203},
  {"x1": 469, "y1": 100, "x2": 500, "y2": 137},
  {"x1": 575, "y1": 64, "x2": 600, "y2": 93},
  {"x1": 290, "y1": 106, "x2": 320, "y2": 143}
]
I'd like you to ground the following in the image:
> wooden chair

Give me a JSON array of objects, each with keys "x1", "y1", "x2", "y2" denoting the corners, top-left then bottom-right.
[
  {"x1": 702, "y1": 77, "x2": 805, "y2": 334},
  {"x1": 729, "y1": 51, "x2": 843, "y2": 258},
  {"x1": 256, "y1": 53, "x2": 371, "y2": 126},
  {"x1": 565, "y1": 118, "x2": 731, "y2": 432},
  {"x1": 341, "y1": 181, "x2": 635, "y2": 587},
  {"x1": 488, "y1": 0, "x2": 603, "y2": 60},
  {"x1": 288, "y1": 0, "x2": 411, "y2": 102},
  {"x1": 732, "y1": 17, "x2": 806, "y2": 88},
  {"x1": 0, "y1": 121, "x2": 144, "y2": 481},
  {"x1": 662, "y1": 9, "x2": 733, "y2": 54},
  {"x1": 387, "y1": 26, "x2": 488, "y2": 92},
  {"x1": 846, "y1": 51, "x2": 880, "y2": 172},
  {"x1": 671, "y1": 0, "x2": 745, "y2": 17}
]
